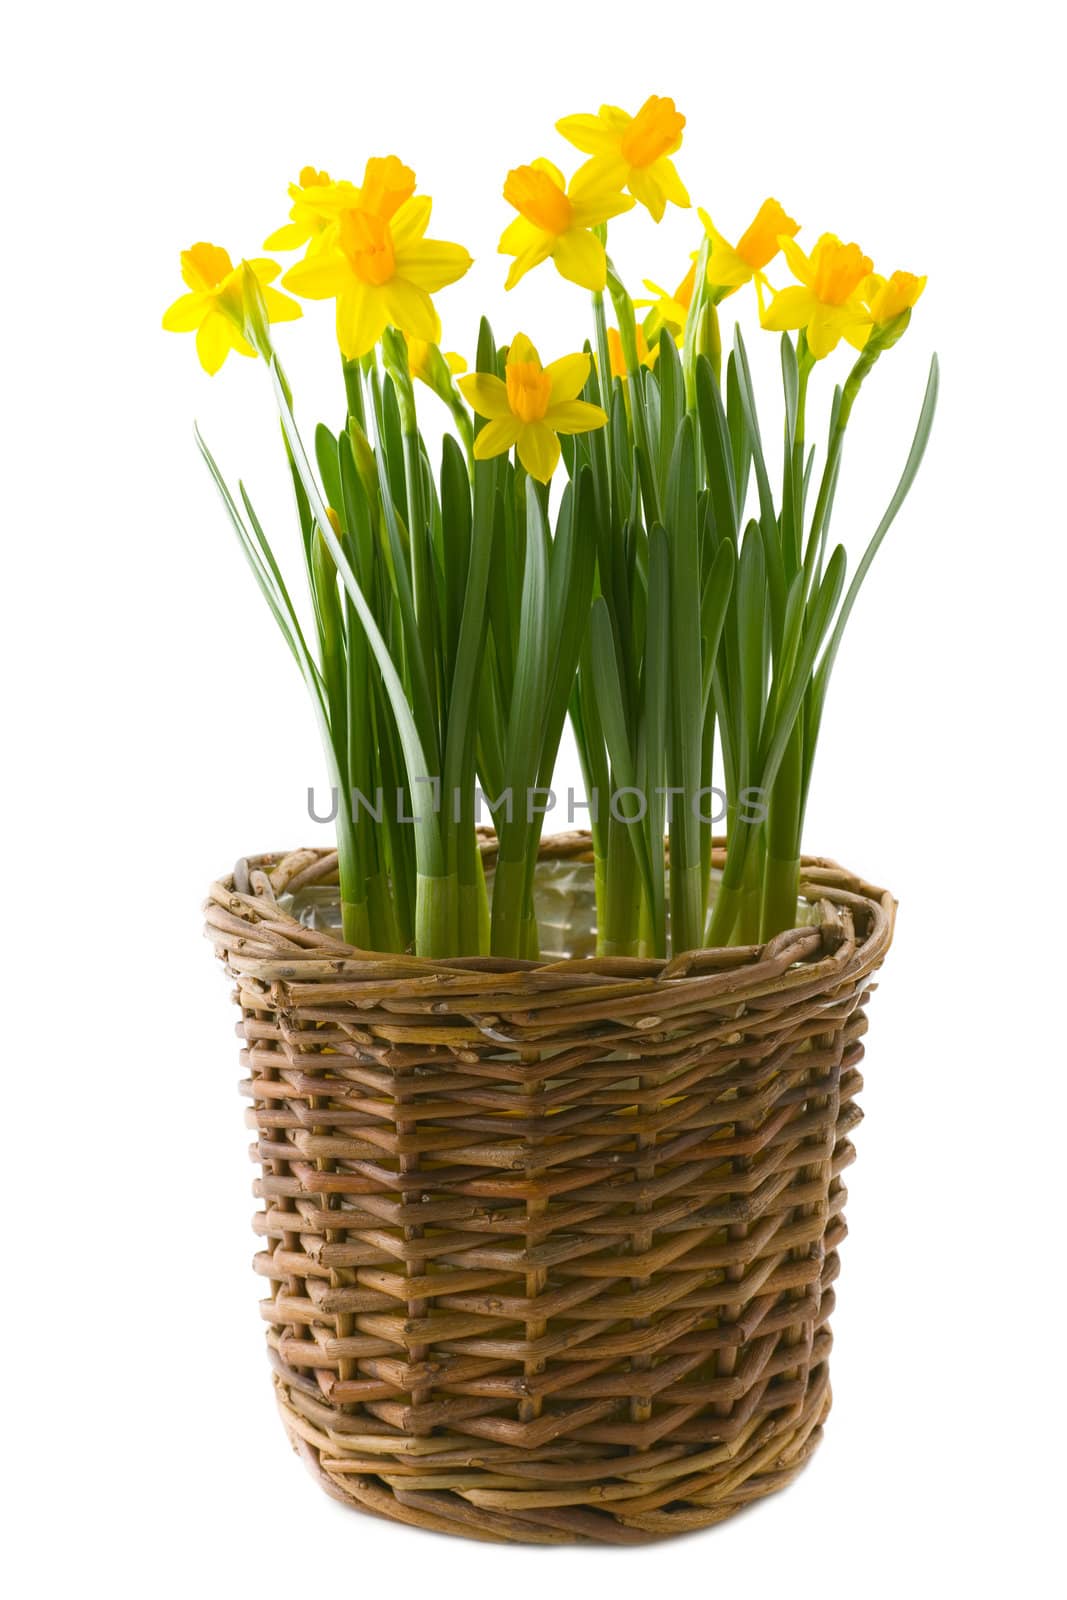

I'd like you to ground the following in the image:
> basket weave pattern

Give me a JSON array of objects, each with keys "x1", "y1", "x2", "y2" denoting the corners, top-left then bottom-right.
[{"x1": 205, "y1": 836, "x2": 894, "y2": 1545}]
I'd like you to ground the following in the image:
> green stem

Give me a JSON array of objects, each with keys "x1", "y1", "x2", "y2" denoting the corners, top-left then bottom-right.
[
  {"x1": 366, "y1": 869, "x2": 400, "y2": 952},
  {"x1": 735, "y1": 838, "x2": 764, "y2": 944},
  {"x1": 591, "y1": 289, "x2": 613, "y2": 414},
  {"x1": 681, "y1": 237, "x2": 710, "y2": 409},
  {"x1": 599, "y1": 814, "x2": 642, "y2": 957},
  {"x1": 707, "y1": 814, "x2": 755, "y2": 947},
  {"x1": 336, "y1": 803, "x2": 370, "y2": 949},
  {"x1": 490, "y1": 854, "x2": 532, "y2": 958},
  {"x1": 342, "y1": 357, "x2": 366, "y2": 429},
  {"x1": 606, "y1": 262, "x2": 661, "y2": 526},
  {"x1": 760, "y1": 715, "x2": 803, "y2": 939},
  {"x1": 415, "y1": 873, "x2": 458, "y2": 959},
  {"x1": 401, "y1": 431, "x2": 438, "y2": 725},
  {"x1": 760, "y1": 854, "x2": 801, "y2": 942}
]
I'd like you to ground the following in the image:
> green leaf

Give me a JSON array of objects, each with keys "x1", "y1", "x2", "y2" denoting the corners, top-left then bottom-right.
[
  {"x1": 315, "y1": 423, "x2": 342, "y2": 515},
  {"x1": 338, "y1": 428, "x2": 375, "y2": 581},
  {"x1": 268, "y1": 358, "x2": 443, "y2": 877},
  {"x1": 439, "y1": 432, "x2": 472, "y2": 679},
  {"x1": 539, "y1": 468, "x2": 597, "y2": 788},
  {"x1": 498, "y1": 476, "x2": 550, "y2": 821},
  {"x1": 656, "y1": 330, "x2": 684, "y2": 501},
  {"x1": 643, "y1": 525, "x2": 671, "y2": 952},
  {"x1": 589, "y1": 597, "x2": 653, "y2": 905},
  {"x1": 695, "y1": 354, "x2": 738, "y2": 547},
  {"x1": 700, "y1": 537, "x2": 736, "y2": 715},
  {"x1": 736, "y1": 520, "x2": 767, "y2": 777},
  {"x1": 732, "y1": 327, "x2": 786, "y2": 644},
  {"x1": 725, "y1": 350, "x2": 751, "y2": 516},
  {"x1": 760, "y1": 543, "x2": 846, "y2": 792}
]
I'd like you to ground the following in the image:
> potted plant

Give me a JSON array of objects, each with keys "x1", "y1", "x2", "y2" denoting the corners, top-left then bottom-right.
[{"x1": 176, "y1": 93, "x2": 936, "y2": 1543}]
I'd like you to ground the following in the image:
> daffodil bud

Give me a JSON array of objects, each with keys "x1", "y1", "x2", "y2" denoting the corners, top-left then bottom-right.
[
  {"x1": 381, "y1": 327, "x2": 418, "y2": 432},
  {"x1": 696, "y1": 300, "x2": 721, "y2": 382},
  {"x1": 237, "y1": 262, "x2": 273, "y2": 359},
  {"x1": 408, "y1": 339, "x2": 468, "y2": 404},
  {"x1": 345, "y1": 418, "x2": 379, "y2": 503}
]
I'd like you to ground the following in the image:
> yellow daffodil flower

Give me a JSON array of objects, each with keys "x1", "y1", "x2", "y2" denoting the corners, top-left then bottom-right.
[
  {"x1": 281, "y1": 184, "x2": 472, "y2": 360},
  {"x1": 458, "y1": 334, "x2": 607, "y2": 482},
  {"x1": 606, "y1": 325, "x2": 657, "y2": 381},
  {"x1": 841, "y1": 269, "x2": 927, "y2": 351},
  {"x1": 408, "y1": 338, "x2": 467, "y2": 384},
  {"x1": 263, "y1": 167, "x2": 361, "y2": 253},
  {"x1": 700, "y1": 199, "x2": 799, "y2": 295},
  {"x1": 761, "y1": 233, "x2": 874, "y2": 359},
  {"x1": 636, "y1": 258, "x2": 696, "y2": 342},
  {"x1": 557, "y1": 95, "x2": 690, "y2": 222},
  {"x1": 162, "y1": 242, "x2": 301, "y2": 374},
  {"x1": 499, "y1": 158, "x2": 634, "y2": 292},
  {"x1": 265, "y1": 157, "x2": 416, "y2": 256},
  {"x1": 865, "y1": 269, "x2": 927, "y2": 324}
]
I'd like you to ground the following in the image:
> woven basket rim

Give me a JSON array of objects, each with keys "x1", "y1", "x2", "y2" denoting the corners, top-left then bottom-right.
[{"x1": 204, "y1": 830, "x2": 895, "y2": 993}]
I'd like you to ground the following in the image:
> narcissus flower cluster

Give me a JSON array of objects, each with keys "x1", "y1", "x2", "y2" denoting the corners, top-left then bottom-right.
[
  {"x1": 165, "y1": 91, "x2": 925, "y2": 474},
  {"x1": 166, "y1": 94, "x2": 935, "y2": 964}
]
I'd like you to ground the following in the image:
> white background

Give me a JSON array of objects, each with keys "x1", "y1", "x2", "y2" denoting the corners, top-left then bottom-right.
[{"x1": 4, "y1": 2, "x2": 1064, "y2": 1595}]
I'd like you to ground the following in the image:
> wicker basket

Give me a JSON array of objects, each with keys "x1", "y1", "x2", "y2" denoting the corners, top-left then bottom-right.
[{"x1": 204, "y1": 833, "x2": 894, "y2": 1545}]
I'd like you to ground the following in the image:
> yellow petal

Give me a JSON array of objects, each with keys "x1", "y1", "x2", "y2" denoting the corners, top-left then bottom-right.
[
  {"x1": 777, "y1": 234, "x2": 813, "y2": 289},
  {"x1": 805, "y1": 305, "x2": 847, "y2": 359},
  {"x1": 555, "y1": 112, "x2": 622, "y2": 156},
  {"x1": 706, "y1": 242, "x2": 752, "y2": 290},
  {"x1": 544, "y1": 351, "x2": 590, "y2": 405},
  {"x1": 473, "y1": 416, "x2": 521, "y2": 460},
  {"x1": 383, "y1": 278, "x2": 440, "y2": 342},
  {"x1": 516, "y1": 421, "x2": 561, "y2": 482},
  {"x1": 336, "y1": 283, "x2": 388, "y2": 360},
  {"x1": 543, "y1": 399, "x2": 608, "y2": 435},
  {"x1": 498, "y1": 215, "x2": 540, "y2": 254},
  {"x1": 550, "y1": 228, "x2": 606, "y2": 292},
  {"x1": 393, "y1": 238, "x2": 473, "y2": 291},
  {"x1": 263, "y1": 222, "x2": 306, "y2": 251},
  {"x1": 530, "y1": 155, "x2": 567, "y2": 189},
  {"x1": 698, "y1": 209, "x2": 727, "y2": 247},
  {"x1": 504, "y1": 240, "x2": 551, "y2": 289},
  {"x1": 651, "y1": 156, "x2": 689, "y2": 209},
  {"x1": 247, "y1": 258, "x2": 281, "y2": 284},
  {"x1": 569, "y1": 154, "x2": 628, "y2": 194},
  {"x1": 162, "y1": 291, "x2": 206, "y2": 332},
  {"x1": 458, "y1": 372, "x2": 510, "y2": 418},
  {"x1": 261, "y1": 286, "x2": 302, "y2": 323},
  {"x1": 597, "y1": 105, "x2": 632, "y2": 134},
  {"x1": 196, "y1": 312, "x2": 244, "y2": 374},
  {"x1": 444, "y1": 351, "x2": 467, "y2": 375},
  {"x1": 282, "y1": 252, "x2": 351, "y2": 299},
  {"x1": 390, "y1": 195, "x2": 432, "y2": 250},
  {"x1": 627, "y1": 165, "x2": 668, "y2": 222},
  {"x1": 568, "y1": 158, "x2": 635, "y2": 225},
  {"x1": 761, "y1": 285, "x2": 817, "y2": 333},
  {"x1": 508, "y1": 332, "x2": 540, "y2": 367}
]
